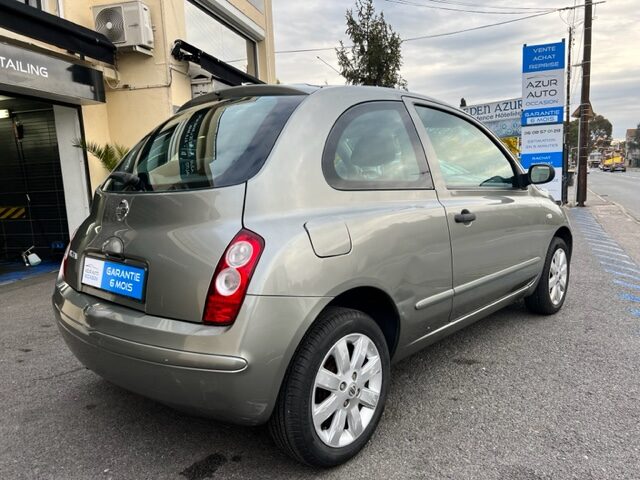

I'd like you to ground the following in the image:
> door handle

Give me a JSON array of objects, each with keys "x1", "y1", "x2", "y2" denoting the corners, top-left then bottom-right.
[{"x1": 454, "y1": 209, "x2": 476, "y2": 224}]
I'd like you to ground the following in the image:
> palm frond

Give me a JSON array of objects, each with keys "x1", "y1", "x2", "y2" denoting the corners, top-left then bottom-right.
[{"x1": 73, "y1": 138, "x2": 130, "y2": 172}]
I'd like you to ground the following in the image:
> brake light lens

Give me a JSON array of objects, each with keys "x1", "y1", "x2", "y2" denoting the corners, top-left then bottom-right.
[{"x1": 203, "y1": 229, "x2": 264, "y2": 325}]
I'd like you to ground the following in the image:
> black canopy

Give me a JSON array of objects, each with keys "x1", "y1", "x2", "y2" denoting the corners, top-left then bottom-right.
[{"x1": 0, "y1": 0, "x2": 116, "y2": 64}]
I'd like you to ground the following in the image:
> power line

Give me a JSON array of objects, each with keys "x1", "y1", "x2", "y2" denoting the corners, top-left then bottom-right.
[
  {"x1": 383, "y1": 0, "x2": 555, "y2": 15},
  {"x1": 393, "y1": 0, "x2": 563, "y2": 10},
  {"x1": 226, "y1": 1, "x2": 604, "y2": 60},
  {"x1": 402, "y1": 10, "x2": 555, "y2": 42},
  {"x1": 316, "y1": 56, "x2": 343, "y2": 76},
  {"x1": 271, "y1": 10, "x2": 556, "y2": 55}
]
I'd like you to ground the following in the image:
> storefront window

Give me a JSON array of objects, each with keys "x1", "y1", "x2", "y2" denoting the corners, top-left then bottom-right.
[
  {"x1": 15, "y1": 0, "x2": 60, "y2": 15},
  {"x1": 248, "y1": 0, "x2": 264, "y2": 13},
  {"x1": 184, "y1": 1, "x2": 257, "y2": 77}
]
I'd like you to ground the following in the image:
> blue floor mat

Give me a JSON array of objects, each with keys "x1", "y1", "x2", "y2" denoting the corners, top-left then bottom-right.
[{"x1": 0, "y1": 260, "x2": 60, "y2": 286}]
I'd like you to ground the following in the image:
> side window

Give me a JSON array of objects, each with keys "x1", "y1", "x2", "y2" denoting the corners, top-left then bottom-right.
[
  {"x1": 323, "y1": 102, "x2": 432, "y2": 190},
  {"x1": 415, "y1": 106, "x2": 516, "y2": 189}
]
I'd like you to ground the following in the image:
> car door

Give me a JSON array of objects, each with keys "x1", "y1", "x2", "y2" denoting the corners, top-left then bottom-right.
[{"x1": 406, "y1": 99, "x2": 550, "y2": 320}]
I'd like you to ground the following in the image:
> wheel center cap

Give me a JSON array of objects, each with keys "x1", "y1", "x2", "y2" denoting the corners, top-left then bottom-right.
[{"x1": 347, "y1": 383, "x2": 358, "y2": 398}]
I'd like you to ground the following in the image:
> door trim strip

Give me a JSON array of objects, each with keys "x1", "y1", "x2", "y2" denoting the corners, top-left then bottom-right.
[
  {"x1": 414, "y1": 256, "x2": 540, "y2": 310},
  {"x1": 409, "y1": 278, "x2": 537, "y2": 347},
  {"x1": 415, "y1": 289, "x2": 454, "y2": 310},
  {"x1": 454, "y1": 257, "x2": 541, "y2": 296}
]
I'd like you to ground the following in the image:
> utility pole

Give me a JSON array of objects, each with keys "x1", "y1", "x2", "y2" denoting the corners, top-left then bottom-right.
[
  {"x1": 576, "y1": 0, "x2": 593, "y2": 207},
  {"x1": 562, "y1": 26, "x2": 573, "y2": 204}
]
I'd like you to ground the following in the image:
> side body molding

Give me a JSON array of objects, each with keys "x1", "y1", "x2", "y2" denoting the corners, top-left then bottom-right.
[{"x1": 304, "y1": 219, "x2": 352, "y2": 258}]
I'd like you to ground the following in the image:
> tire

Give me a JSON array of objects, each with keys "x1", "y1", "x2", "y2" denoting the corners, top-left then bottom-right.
[
  {"x1": 525, "y1": 237, "x2": 570, "y2": 315},
  {"x1": 268, "y1": 307, "x2": 390, "y2": 467}
]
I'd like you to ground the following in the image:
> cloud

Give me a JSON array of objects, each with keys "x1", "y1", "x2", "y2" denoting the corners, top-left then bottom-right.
[{"x1": 272, "y1": 0, "x2": 640, "y2": 137}]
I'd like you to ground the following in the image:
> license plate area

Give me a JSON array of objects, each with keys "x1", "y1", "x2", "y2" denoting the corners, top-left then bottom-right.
[{"x1": 81, "y1": 256, "x2": 147, "y2": 302}]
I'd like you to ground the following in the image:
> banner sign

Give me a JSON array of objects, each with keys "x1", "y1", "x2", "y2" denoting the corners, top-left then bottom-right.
[
  {"x1": 462, "y1": 98, "x2": 522, "y2": 138},
  {"x1": 0, "y1": 42, "x2": 105, "y2": 105},
  {"x1": 521, "y1": 40, "x2": 565, "y2": 200}
]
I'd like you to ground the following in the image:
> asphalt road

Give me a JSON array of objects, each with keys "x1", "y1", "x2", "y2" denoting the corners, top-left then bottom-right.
[
  {"x1": 587, "y1": 169, "x2": 640, "y2": 220},
  {"x1": 2, "y1": 208, "x2": 640, "y2": 480}
]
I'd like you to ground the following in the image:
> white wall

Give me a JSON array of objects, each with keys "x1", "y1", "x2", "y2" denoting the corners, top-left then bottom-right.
[{"x1": 53, "y1": 105, "x2": 91, "y2": 235}]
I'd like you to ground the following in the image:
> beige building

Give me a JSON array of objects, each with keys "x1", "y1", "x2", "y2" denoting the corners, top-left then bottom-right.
[
  {"x1": 0, "y1": 0, "x2": 275, "y2": 262},
  {"x1": 625, "y1": 128, "x2": 639, "y2": 167}
]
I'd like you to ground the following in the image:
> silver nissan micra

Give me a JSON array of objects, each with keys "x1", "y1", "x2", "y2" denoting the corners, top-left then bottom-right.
[{"x1": 53, "y1": 84, "x2": 571, "y2": 467}]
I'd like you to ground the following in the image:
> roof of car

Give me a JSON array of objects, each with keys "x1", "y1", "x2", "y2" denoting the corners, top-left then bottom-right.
[{"x1": 178, "y1": 84, "x2": 452, "y2": 112}]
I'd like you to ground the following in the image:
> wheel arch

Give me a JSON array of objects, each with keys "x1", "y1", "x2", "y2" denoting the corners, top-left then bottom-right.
[
  {"x1": 554, "y1": 226, "x2": 573, "y2": 257},
  {"x1": 323, "y1": 286, "x2": 401, "y2": 357}
]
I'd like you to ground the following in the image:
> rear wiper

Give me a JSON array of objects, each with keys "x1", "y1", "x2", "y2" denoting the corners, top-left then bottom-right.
[{"x1": 107, "y1": 172, "x2": 145, "y2": 191}]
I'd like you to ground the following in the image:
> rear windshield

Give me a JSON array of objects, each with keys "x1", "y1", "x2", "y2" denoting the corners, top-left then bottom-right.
[{"x1": 103, "y1": 95, "x2": 304, "y2": 193}]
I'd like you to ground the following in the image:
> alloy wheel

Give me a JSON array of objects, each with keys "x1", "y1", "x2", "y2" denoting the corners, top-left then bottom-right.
[
  {"x1": 548, "y1": 248, "x2": 568, "y2": 305},
  {"x1": 311, "y1": 333, "x2": 383, "y2": 448}
]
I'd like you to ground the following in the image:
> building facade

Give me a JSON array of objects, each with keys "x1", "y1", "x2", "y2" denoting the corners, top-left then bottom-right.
[
  {"x1": 0, "y1": 0, "x2": 275, "y2": 262},
  {"x1": 625, "y1": 128, "x2": 639, "y2": 167}
]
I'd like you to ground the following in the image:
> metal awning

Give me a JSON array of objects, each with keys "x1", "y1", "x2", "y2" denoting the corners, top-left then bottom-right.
[
  {"x1": 171, "y1": 39, "x2": 264, "y2": 87},
  {"x1": 0, "y1": 0, "x2": 116, "y2": 64}
]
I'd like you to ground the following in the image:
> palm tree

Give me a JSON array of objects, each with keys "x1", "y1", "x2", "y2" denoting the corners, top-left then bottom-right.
[{"x1": 73, "y1": 139, "x2": 129, "y2": 172}]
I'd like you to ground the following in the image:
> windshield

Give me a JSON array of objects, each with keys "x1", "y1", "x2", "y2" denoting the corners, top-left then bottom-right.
[{"x1": 103, "y1": 95, "x2": 305, "y2": 192}]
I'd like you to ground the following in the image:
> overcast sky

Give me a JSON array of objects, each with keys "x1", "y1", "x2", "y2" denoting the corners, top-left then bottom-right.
[{"x1": 271, "y1": 0, "x2": 638, "y2": 138}]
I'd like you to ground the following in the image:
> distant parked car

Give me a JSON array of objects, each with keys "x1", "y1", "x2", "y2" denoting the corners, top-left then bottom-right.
[{"x1": 53, "y1": 84, "x2": 572, "y2": 467}]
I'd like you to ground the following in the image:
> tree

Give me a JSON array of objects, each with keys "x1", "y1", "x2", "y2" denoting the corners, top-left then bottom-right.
[
  {"x1": 73, "y1": 139, "x2": 130, "y2": 172},
  {"x1": 336, "y1": 0, "x2": 407, "y2": 89},
  {"x1": 566, "y1": 114, "x2": 613, "y2": 153}
]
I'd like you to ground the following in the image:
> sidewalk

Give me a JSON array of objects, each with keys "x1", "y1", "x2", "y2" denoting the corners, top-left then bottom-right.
[{"x1": 565, "y1": 177, "x2": 640, "y2": 268}]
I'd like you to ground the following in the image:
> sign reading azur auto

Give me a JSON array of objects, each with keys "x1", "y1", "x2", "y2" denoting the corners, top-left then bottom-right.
[{"x1": 521, "y1": 40, "x2": 565, "y2": 201}]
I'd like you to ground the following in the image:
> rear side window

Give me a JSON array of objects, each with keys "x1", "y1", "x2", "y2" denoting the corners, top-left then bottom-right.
[
  {"x1": 322, "y1": 101, "x2": 432, "y2": 190},
  {"x1": 103, "y1": 95, "x2": 304, "y2": 192}
]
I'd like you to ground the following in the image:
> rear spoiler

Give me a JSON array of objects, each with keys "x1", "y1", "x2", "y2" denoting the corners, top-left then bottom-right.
[{"x1": 178, "y1": 84, "x2": 316, "y2": 113}]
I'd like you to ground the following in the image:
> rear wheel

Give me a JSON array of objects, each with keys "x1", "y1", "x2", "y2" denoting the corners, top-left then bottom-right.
[
  {"x1": 268, "y1": 307, "x2": 390, "y2": 467},
  {"x1": 525, "y1": 237, "x2": 570, "y2": 315}
]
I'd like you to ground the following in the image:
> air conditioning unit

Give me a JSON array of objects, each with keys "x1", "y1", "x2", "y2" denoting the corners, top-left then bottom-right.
[{"x1": 93, "y1": 1, "x2": 154, "y2": 55}]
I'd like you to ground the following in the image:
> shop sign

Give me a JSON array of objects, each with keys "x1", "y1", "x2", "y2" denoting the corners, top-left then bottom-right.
[
  {"x1": 462, "y1": 98, "x2": 522, "y2": 138},
  {"x1": 462, "y1": 98, "x2": 521, "y2": 123},
  {"x1": 521, "y1": 40, "x2": 565, "y2": 200},
  {"x1": 0, "y1": 42, "x2": 105, "y2": 104}
]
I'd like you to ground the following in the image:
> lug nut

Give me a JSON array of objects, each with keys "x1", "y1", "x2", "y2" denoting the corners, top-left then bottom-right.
[
  {"x1": 340, "y1": 382, "x2": 346, "y2": 391},
  {"x1": 352, "y1": 372, "x2": 357, "y2": 380},
  {"x1": 343, "y1": 400, "x2": 349, "y2": 407}
]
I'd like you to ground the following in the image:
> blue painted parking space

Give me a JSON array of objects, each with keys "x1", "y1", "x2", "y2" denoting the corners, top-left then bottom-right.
[{"x1": 571, "y1": 209, "x2": 640, "y2": 318}]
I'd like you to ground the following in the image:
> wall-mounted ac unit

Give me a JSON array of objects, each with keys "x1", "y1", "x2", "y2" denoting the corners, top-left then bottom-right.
[{"x1": 93, "y1": 1, "x2": 154, "y2": 55}]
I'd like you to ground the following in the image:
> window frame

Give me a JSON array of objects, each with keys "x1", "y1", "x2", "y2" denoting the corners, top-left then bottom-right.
[
  {"x1": 322, "y1": 101, "x2": 434, "y2": 191},
  {"x1": 407, "y1": 100, "x2": 525, "y2": 192}
]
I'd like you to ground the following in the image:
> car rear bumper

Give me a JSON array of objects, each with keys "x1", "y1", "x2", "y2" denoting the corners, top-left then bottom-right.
[{"x1": 53, "y1": 279, "x2": 331, "y2": 425}]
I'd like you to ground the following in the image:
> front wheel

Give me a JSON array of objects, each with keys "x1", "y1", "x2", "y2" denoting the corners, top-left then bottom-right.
[
  {"x1": 269, "y1": 307, "x2": 390, "y2": 467},
  {"x1": 525, "y1": 237, "x2": 570, "y2": 315}
]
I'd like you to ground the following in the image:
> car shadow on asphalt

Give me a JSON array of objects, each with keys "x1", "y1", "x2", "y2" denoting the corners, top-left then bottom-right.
[{"x1": 69, "y1": 300, "x2": 540, "y2": 478}]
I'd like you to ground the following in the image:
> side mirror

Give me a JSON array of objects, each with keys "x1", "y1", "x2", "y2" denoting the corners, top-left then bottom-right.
[{"x1": 527, "y1": 164, "x2": 555, "y2": 185}]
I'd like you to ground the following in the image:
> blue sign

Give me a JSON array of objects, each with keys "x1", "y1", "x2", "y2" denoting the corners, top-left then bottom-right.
[
  {"x1": 523, "y1": 41, "x2": 565, "y2": 73},
  {"x1": 520, "y1": 152, "x2": 563, "y2": 169},
  {"x1": 522, "y1": 107, "x2": 564, "y2": 126},
  {"x1": 100, "y1": 260, "x2": 146, "y2": 300},
  {"x1": 82, "y1": 257, "x2": 146, "y2": 300}
]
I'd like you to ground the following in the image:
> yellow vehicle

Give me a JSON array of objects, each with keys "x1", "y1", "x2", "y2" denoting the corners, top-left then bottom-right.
[{"x1": 601, "y1": 156, "x2": 626, "y2": 172}]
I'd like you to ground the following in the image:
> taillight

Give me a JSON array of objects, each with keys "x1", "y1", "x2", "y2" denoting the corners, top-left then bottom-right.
[{"x1": 203, "y1": 229, "x2": 264, "y2": 326}]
